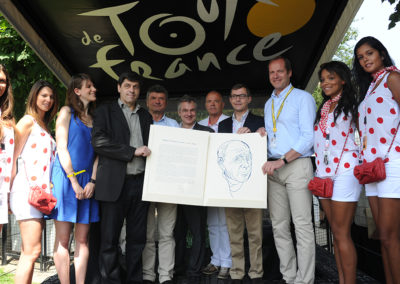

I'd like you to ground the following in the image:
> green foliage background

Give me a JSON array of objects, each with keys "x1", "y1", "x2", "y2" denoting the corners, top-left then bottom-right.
[{"x1": 0, "y1": 14, "x2": 66, "y2": 121}]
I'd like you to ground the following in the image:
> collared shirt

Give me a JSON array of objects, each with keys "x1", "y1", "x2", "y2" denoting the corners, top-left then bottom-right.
[
  {"x1": 118, "y1": 99, "x2": 145, "y2": 175},
  {"x1": 179, "y1": 122, "x2": 195, "y2": 129},
  {"x1": 153, "y1": 114, "x2": 179, "y2": 128},
  {"x1": 264, "y1": 84, "x2": 316, "y2": 159},
  {"x1": 199, "y1": 113, "x2": 229, "y2": 133},
  {"x1": 232, "y1": 110, "x2": 249, "y2": 134}
]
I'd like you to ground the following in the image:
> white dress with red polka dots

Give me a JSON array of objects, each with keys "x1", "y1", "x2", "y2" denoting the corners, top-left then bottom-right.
[
  {"x1": 314, "y1": 112, "x2": 359, "y2": 178},
  {"x1": 0, "y1": 124, "x2": 14, "y2": 224},
  {"x1": 10, "y1": 115, "x2": 56, "y2": 220},
  {"x1": 358, "y1": 72, "x2": 400, "y2": 163}
]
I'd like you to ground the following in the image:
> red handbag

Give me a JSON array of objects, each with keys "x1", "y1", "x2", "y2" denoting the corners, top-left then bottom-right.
[
  {"x1": 308, "y1": 177, "x2": 333, "y2": 198},
  {"x1": 308, "y1": 126, "x2": 351, "y2": 198},
  {"x1": 28, "y1": 185, "x2": 57, "y2": 215},
  {"x1": 354, "y1": 121, "x2": 400, "y2": 185},
  {"x1": 20, "y1": 157, "x2": 57, "y2": 215}
]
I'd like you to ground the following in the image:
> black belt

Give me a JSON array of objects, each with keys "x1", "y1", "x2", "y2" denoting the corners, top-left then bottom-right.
[{"x1": 125, "y1": 173, "x2": 144, "y2": 179}]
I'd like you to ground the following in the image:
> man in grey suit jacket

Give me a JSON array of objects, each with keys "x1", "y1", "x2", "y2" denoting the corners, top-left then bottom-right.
[{"x1": 174, "y1": 95, "x2": 213, "y2": 284}]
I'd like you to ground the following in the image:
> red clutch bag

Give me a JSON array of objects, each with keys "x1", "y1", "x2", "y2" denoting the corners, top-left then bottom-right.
[
  {"x1": 353, "y1": 157, "x2": 386, "y2": 185},
  {"x1": 28, "y1": 185, "x2": 57, "y2": 215},
  {"x1": 308, "y1": 177, "x2": 333, "y2": 198}
]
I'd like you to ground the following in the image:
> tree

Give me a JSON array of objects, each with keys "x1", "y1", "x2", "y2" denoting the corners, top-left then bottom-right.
[
  {"x1": 312, "y1": 25, "x2": 358, "y2": 108},
  {"x1": 0, "y1": 14, "x2": 66, "y2": 121},
  {"x1": 382, "y1": 0, "x2": 400, "y2": 29}
]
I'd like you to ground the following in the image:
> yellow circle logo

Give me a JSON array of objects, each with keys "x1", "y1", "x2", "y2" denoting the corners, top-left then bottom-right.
[{"x1": 247, "y1": 0, "x2": 316, "y2": 37}]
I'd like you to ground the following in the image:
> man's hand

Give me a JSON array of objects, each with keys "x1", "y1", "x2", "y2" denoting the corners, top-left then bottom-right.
[
  {"x1": 262, "y1": 159, "x2": 285, "y2": 175},
  {"x1": 135, "y1": 146, "x2": 151, "y2": 157},
  {"x1": 256, "y1": 127, "x2": 266, "y2": 137},
  {"x1": 237, "y1": 127, "x2": 251, "y2": 134}
]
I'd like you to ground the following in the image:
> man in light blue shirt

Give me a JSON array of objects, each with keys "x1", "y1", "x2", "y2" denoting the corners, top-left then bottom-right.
[
  {"x1": 143, "y1": 84, "x2": 178, "y2": 284},
  {"x1": 260, "y1": 56, "x2": 316, "y2": 284}
]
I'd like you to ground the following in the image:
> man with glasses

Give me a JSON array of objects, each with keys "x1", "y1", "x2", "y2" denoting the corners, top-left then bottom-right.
[
  {"x1": 218, "y1": 84, "x2": 264, "y2": 284},
  {"x1": 174, "y1": 95, "x2": 213, "y2": 284}
]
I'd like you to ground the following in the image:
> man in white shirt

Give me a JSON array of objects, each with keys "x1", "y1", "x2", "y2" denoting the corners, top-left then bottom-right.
[
  {"x1": 199, "y1": 90, "x2": 232, "y2": 279},
  {"x1": 260, "y1": 56, "x2": 316, "y2": 284},
  {"x1": 143, "y1": 85, "x2": 179, "y2": 284},
  {"x1": 199, "y1": 90, "x2": 229, "y2": 132}
]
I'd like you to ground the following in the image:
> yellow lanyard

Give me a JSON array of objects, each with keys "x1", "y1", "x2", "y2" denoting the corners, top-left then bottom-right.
[{"x1": 271, "y1": 86, "x2": 294, "y2": 133}]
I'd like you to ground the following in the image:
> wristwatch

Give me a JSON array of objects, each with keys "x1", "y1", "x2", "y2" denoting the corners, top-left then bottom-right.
[{"x1": 280, "y1": 155, "x2": 288, "y2": 164}]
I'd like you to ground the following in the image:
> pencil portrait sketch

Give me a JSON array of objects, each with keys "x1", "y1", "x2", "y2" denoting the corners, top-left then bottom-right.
[{"x1": 217, "y1": 140, "x2": 252, "y2": 195}]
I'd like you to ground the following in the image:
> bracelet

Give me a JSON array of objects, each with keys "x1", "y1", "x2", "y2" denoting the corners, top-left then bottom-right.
[
  {"x1": 67, "y1": 169, "x2": 86, "y2": 178},
  {"x1": 89, "y1": 178, "x2": 96, "y2": 184}
]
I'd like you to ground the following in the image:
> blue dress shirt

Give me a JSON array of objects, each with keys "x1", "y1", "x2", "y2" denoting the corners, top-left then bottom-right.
[
  {"x1": 264, "y1": 84, "x2": 316, "y2": 159},
  {"x1": 153, "y1": 114, "x2": 179, "y2": 128}
]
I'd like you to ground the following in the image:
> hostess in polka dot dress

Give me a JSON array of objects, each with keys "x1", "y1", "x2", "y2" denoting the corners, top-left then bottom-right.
[
  {"x1": 10, "y1": 115, "x2": 56, "y2": 220},
  {"x1": 358, "y1": 72, "x2": 400, "y2": 163},
  {"x1": 314, "y1": 112, "x2": 359, "y2": 178}
]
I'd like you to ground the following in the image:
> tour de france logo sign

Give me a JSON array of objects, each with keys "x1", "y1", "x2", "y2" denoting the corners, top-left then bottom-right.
[{"x1": 75, "y1": 0, "x2": 316, "y2": 84}]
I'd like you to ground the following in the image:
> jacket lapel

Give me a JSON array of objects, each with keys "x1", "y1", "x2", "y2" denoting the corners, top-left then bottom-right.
[{"x1": 111, "y1": 101, "x2": 130, "y2": 132}]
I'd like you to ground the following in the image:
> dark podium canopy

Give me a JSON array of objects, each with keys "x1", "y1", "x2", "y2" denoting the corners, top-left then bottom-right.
[{"x1": 0, "y1": 0, "x2": 363, "y2": 99}]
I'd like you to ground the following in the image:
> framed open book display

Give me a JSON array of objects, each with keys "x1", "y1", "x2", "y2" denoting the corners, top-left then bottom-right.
[{"x1": 143, "y1": 125, "x2": 267, "y2": 208}]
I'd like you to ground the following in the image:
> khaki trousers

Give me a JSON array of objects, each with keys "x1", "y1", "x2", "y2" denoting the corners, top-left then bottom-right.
[
  {"x1": 142, "y1": 202, "x2": 177, "y2": 283},
  {"x1": 225, "y1": 207, "x2": 263, "y2": 280},
  {"x1": 268, "y1": 158, "x2": 315, "y2": 284}
]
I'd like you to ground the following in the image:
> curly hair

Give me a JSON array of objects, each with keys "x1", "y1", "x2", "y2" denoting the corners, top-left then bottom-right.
[
  {"x1": 315, "y1": 61, "x2": 358, "y2": 124},
  {"x1": 352, "y1": 36, "x2": 394, "y2": 103}
]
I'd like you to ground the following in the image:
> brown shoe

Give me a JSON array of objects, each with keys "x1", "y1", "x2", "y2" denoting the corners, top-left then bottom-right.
[
  {"x1": 217, "y1": 267, "x2": 230, "y2": 279},
  {"x1": 202, "y1": 263, "x2": 220, "y2": 275}
]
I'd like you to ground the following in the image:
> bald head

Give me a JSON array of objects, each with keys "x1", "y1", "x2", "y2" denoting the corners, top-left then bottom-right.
[{"x1": 205, "y1": 90, "x2": 224, "y2": 117}]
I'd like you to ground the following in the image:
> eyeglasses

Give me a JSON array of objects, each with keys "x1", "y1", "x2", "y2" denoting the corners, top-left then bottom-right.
[{"x1": 230, "y1": 94, "x2": 248, "y2": 99}]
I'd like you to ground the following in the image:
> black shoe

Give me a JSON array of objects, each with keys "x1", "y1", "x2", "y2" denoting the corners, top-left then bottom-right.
[
  {"x1": 251, "y1": 277, "x2": 264, "y2": 284},
  {"x1": 231, "y1": 279, "x2": 243, "y2": 284}
]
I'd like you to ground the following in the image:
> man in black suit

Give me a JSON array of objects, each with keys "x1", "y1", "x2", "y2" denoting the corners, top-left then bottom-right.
[
  {"x1": 174, "y1": 95, "x2": 213, "y2": 284},
  {"x1": 92, "y1": 72, "x2": 153, "y2": 284},
  {"x1": 218, "y1": 84, "x2": 265, "y2": 284}
]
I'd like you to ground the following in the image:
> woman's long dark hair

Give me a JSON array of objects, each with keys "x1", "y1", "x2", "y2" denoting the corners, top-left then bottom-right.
[
  {"x1": 0, "y1": 64, "x2": 14, "y2": 140},
  {"x1": 315, "y1": 61, "x2": 358, "y2": 124},
  {"x1": 352, "y1": 36, "x2": 394, "y2": 102},
  {"x1": 65, "y1": 73, "x2": 96, "y2": 121}
]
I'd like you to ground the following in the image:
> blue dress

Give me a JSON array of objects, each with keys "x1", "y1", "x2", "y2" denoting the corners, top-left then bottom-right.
[{"x1": 48, "y1": 110, "x2": 99, "y2": 224}]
